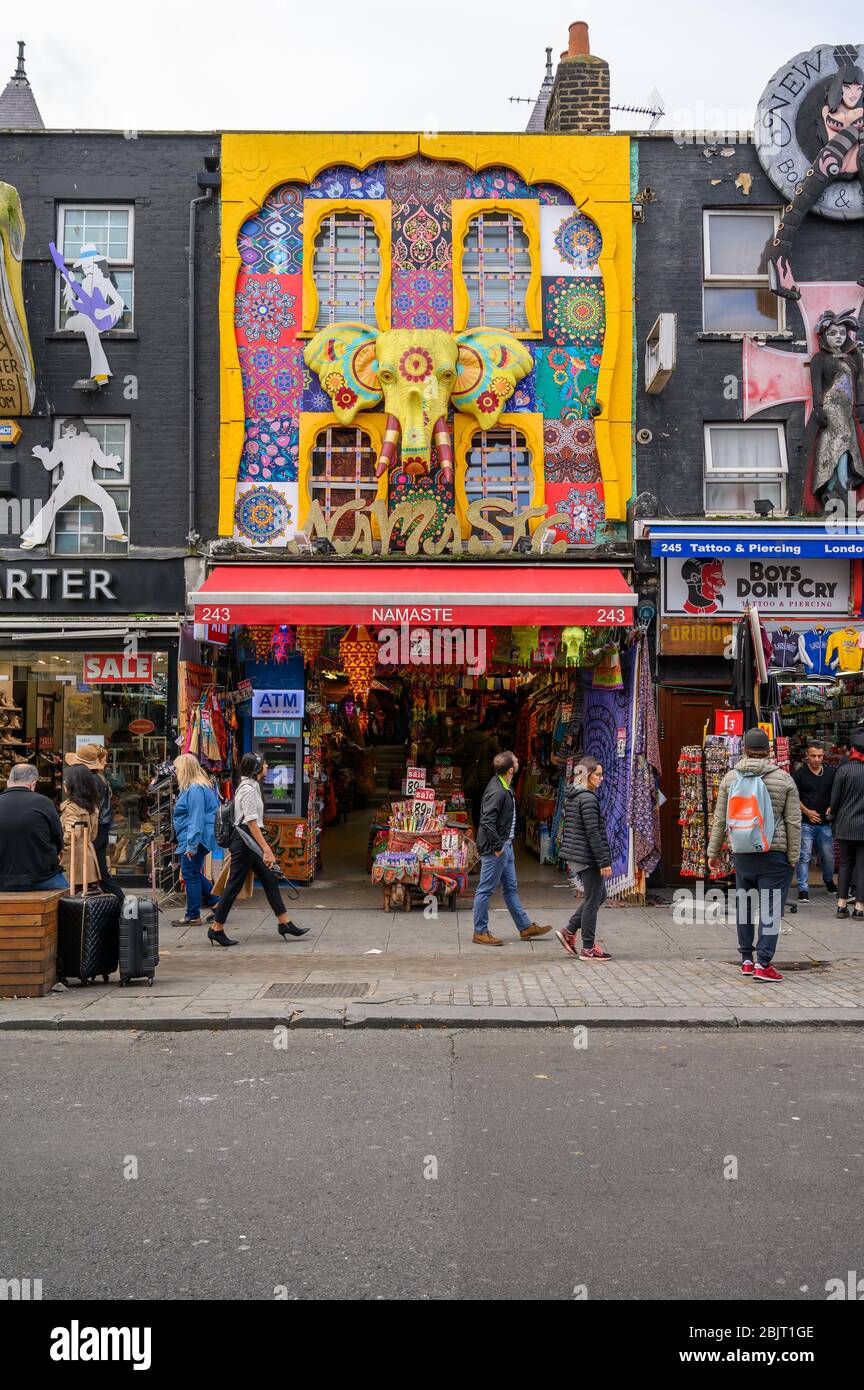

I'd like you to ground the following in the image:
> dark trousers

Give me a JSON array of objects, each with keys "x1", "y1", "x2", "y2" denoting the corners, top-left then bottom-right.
[
  {"x1": 567, "y1": 865, "x2": 606, "y2": 949},
  {"x1": 212, "y1": 832, "x2": 286, "y2": 926},
  {"x1": 93, "y1": 826, "x2": 124, "y2": 905},
  {"x1": 732, "y1": 850, "x2": 792, "y2": 966},
  {"x1": 838, "y1": 839, "x2": 864, "y2": 903}
]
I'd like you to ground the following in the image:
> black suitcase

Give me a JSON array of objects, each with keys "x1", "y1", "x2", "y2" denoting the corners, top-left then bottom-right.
[
  {"x1": 119, "y1": 895, "x2": 160, "y2": 987},
  {"x1": 57, "y1": 821, "x2": 120, "y2": 985}
]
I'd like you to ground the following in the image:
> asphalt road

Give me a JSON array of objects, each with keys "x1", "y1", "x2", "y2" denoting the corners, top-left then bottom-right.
[{"x1": 0, "y1": 1028, "x2": 862, "y2": 1301}]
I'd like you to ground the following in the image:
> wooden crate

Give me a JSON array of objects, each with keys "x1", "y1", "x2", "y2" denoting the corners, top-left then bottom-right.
[{"x1": 0, "y1": 891, "x2": 63, "y2": 998}]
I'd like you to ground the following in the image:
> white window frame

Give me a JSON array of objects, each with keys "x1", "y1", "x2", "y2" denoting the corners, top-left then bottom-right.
[
  {"x1": 54, "y1": 204, "x2": 135, "y2": 332},
  {"x1": 703, "y1": 421, "x2": 788, "y2": 517},
  {"x1": 701, "y1": 209, "x2": 784, "y2": 334},
  {"x1": 49, "y1": 416, "x2": 131, "y2": 556}
]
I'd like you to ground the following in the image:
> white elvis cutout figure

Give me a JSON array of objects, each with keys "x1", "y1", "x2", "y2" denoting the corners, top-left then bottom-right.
[
  {"x1": 20, "y1": 419, "x2": 128, "y2": 550},
  {"x1": 61, "y1": 243, "x2": 126, "y2": 383}
]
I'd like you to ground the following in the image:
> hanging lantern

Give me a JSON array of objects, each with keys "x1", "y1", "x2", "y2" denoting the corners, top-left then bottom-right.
[
  {"x1": 536, "y1": 626, "x2": 562, "y2": 664},
  {"x1": 270, "y1": 624, "x2": 295, "y2": 664},
  {"x1": 339, "y1": 624, "x2": 378, "y2": 706},
  {"x1": 561, "y1": 626, "x2": 586, "y2": 666},
  {"x1": 511, "y1": 626, "x2": 540, "y2": 666},
  {"x1": 296, "y1": 625, "x2": 325, "y2": 668},
  {"x1": 246, "y1": 624, "x2": 275, "y2": 662}
]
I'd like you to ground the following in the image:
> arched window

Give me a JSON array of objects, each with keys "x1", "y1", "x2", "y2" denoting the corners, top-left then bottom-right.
[
  {"x1": 312, "y1": 211, "x2": 381, "y2": 329},
  {"x1": 310, "y1": 426, "x2": 378, "y2": 536},
  {"x1": 464, "y1": 427, "x2": 534, "y2": 524},
  {"x1": 462, "y1": 211, "x2": 531, "y2": 332}
]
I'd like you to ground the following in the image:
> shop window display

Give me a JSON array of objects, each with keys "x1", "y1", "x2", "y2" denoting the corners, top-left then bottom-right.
[{"x1": 0, "y1": 649, "x2": 169, "y2": 882}]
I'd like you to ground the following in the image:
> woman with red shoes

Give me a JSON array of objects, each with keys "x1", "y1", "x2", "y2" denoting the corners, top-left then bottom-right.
[{"x1": 556, "y1": 757, "x2": 613, "y2": 961}]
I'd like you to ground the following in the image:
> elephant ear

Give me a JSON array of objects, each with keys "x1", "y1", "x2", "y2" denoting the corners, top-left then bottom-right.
[
  {"x1": 452, "y1": 330, "x2": 534, "y2": 428},
  {"x1": 303, "y1": 321, "x2": 382, "y2": 424}
]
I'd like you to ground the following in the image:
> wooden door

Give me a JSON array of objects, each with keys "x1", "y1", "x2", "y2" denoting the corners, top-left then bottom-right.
[{"x1": 657, "y1": 687, "x2": 727, "y2": 883}]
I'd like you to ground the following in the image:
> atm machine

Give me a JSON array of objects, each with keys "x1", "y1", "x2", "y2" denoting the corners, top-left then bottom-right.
[{"x1": 249, "y1": 683, "x2": 307, "y2": 818}]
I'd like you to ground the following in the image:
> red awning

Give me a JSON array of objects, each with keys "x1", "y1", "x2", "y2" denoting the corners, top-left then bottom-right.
[{"x1": 192, "y1": 564, "x2": 636, "y2": 627}]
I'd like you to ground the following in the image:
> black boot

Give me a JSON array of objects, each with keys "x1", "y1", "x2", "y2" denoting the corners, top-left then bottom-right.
[{"x1": 277, "y1": 921, "x2": 309, "y2": 938}]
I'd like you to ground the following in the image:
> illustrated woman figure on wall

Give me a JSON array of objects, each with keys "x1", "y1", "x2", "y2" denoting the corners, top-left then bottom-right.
[
  {"x1": 20, "y1": 419, "x2": 128, "y2": 550},
  {"x1": 805, "y1": 309, "x2": 864, "y2": 513},
  {"x1": 766, "y1": 62, "x2": 864, "y2": 300}
]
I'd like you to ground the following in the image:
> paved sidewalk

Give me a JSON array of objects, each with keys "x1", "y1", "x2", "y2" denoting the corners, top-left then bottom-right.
[{"x1": 1, "y1": 883, "x2": 863, "y2": 1029}]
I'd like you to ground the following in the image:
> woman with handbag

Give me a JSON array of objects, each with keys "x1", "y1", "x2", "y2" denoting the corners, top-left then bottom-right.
[{"x1": 208, "y1": 752, "x2": 308, "y2": 947}]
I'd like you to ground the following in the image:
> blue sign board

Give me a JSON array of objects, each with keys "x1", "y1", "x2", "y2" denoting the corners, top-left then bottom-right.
[
  {"x1": 648, "y1": 525, "x2": 864, "y2": 560},
  {"x1": 254, "y1": 719, "x2": 301, "y2": 739}
]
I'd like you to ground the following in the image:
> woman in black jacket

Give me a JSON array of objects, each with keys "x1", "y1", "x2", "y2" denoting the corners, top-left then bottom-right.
[
  {"x1": 556, "y1": 757, "x2": 613, "y2": 959},
  {"x1": 829, "y1": 734, "x2": 864, "y2": 919}
]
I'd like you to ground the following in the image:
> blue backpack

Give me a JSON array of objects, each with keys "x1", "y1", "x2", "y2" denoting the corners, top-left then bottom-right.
[{"x1": 725, "y1": 772, "x2": 775, "y2": 854}]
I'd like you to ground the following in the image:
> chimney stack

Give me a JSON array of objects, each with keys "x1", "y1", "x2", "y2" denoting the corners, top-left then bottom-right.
[{"x1": 545, "y1": 21, "x2": 610, "y2": 135}]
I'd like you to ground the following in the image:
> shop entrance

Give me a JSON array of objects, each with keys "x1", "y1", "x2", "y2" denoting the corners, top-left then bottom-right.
[{"x1": 657, "y1": 686, "x2": 727, "y2": 882}]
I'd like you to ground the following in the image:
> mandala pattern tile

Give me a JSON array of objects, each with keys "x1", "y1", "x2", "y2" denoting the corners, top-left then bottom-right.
[
  {"x1": 301, "y1": 366, "x2": 333, "y2": 414},
  {"x1": 543, "y1": 276, "x2": 605, "y2": 351},
  {"x1": 238, "y1": 419, "x2": 299, "y2": 483},
  {"x1": 238, "y1": 184, "x2": 304, "y2": 274},
  {"x1": 386, "y1": 471, "x2": 455, "y2": 550},
  {"x1": 239, "y1": 344, "x2": 304, "y2": 418},
  {"x1": 544, "y1": 481, "x2": 606, "y2": 545},
  {"x1": 541, "y1": 206, "x2": 602, "y2": 277},
  {"x1": 235, "y1": 273, "x2": 301, "y2": 347},
  {"x1": 391, "y1": 269, "x2": 453, "y2": 330},
  {"x1": 306, "y1": 164, "x2": 387, "y2": 199},
  {"x1": 233, "y1": 481, "x2": 298, "y2": 547},
  {"x1": 543, "y1": 418, "x2": 601, "y2": 483}
]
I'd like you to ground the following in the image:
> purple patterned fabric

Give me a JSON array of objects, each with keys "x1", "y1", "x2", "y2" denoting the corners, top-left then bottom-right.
[
  {"x1": 581, "y1": 665, "x2": 632, "y2": 883},
  {"x1": 631, "y1": 633, "x2": 661, "y2": 877}
]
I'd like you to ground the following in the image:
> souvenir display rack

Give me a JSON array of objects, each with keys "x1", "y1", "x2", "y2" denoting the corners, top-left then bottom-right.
[
  {"x1": 778, "y1": 680, "x2": 864, "y2": 765},
  {"x1": 677, "y1": 745, "x2": 707, "y2": 878},
  {"x1": 371, "y1": 800, "x2": 478, "y2": 911}
]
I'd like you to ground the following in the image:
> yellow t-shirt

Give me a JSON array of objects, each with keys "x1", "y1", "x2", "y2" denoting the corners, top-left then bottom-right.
[{"x1": 826, "y1": 628, "x2": 864, "y2": 673}]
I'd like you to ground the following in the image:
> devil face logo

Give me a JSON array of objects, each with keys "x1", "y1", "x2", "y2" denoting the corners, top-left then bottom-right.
[{"x1": 681, "y1": 558, "x2": 724, "y2": 615}]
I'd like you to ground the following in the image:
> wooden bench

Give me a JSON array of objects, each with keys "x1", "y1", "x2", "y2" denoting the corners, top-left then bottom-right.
[{"x1": 0, "y1": 891, "x2": 64, "y2": 998}]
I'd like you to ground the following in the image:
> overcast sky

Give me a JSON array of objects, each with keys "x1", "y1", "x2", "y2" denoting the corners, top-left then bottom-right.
[{"x1": 3, "y1": 0, "x2": 857, "y2": 133}]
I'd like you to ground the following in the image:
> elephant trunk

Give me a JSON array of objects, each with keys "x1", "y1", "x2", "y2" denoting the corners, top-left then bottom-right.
[
  {"x1": 376, "y1": 415, "x2": 401, "y2": 478},
  {"x1": 432, "y1": 417, "x2": 454, "y2": 484}
]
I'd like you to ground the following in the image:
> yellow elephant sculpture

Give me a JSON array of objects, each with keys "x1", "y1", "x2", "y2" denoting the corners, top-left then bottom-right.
[
  {"x1": 304, "y1": 324, "x2": 533, "y2": 479},
  {"x1": 0, "y1": 182, "x2": 36, "y2": 415}
]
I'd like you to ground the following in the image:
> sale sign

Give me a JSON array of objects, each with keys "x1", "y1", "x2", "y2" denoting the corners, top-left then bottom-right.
[
  {"x1": 413, "y1": 787, "x2": 436, "y2": 804},
  {"x1": 83, "y1": 653, "x2": 154, "y2": 684},
  {"x1": 715, "y1": 709, "x2": 744, "y2": 736}
]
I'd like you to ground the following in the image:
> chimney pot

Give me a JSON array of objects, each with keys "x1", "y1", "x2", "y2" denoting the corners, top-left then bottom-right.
[{"x1": 568, "y1": 21, "x2": 590, "y2": 56}]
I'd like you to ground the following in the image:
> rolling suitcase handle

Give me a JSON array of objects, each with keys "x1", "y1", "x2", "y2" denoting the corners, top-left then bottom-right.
[{"x1": 69, "y1": 818, "x2": 92, "y2": 898}]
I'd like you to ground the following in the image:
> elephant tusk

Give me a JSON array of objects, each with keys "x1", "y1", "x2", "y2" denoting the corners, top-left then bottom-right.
[
  {"x1": 377, "y1": 415, "x2": 401, "y2": 478},
  {"x1": 433, "y1": 416, "x2": 454, "y2": 483}
]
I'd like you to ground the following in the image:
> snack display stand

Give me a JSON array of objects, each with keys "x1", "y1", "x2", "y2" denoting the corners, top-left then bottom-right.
[{"x1": 371, "y1": 798, "x2": 478, "y2": 911}]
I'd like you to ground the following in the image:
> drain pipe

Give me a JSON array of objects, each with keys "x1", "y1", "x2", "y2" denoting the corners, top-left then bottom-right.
[{"x1": 187, "y1": 156, "x2": 221, "y2": 546}]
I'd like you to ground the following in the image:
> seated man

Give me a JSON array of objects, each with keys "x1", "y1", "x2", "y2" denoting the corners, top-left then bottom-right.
[{"x1": 0, "y1": 763, "x2": 67, "y2": 891}]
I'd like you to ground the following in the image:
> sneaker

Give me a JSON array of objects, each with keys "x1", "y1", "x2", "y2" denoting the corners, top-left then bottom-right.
[
  {"x1": 580, "y1": 944, "x2": 612, "y2": 960},
  {"x1": 797, "y1": 891, "x2": 809, "y2": 903},
  {"x1": 472, "y1": 931, "x2": 503, "y2": 946},
  {"x1": 825, "y1": 882, "x2": 837, "y2": 895},
  {"x1": 556, "y1": 928, "x2": 579, "y2": 957},
  {"x1": 520, "y1": 922, "x2": 552, "y2": 940},
  {"x1": 837, "y1": 905, "x2": 850, "y2": 919},
  {"x1": 741, "y1": 959, "x2": 755, "y2": 976},
  {"x1": 754, "y1": 963, "x2": 784, "y2": 983}
]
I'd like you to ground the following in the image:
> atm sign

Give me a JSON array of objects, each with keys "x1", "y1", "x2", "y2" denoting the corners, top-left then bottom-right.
[{"x1": 251, "y1": 690, "x2": 305, "y2": 718}]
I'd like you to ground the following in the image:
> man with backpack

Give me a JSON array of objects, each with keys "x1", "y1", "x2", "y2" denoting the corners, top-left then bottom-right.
[{"x1": 707, "y1": 727, "x2": 801, "y2": 983}]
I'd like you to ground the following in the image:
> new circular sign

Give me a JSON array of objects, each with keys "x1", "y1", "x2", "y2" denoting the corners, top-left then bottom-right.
[
  {"x1": 754, "y1": 43, "x2": 864, "y2": 221},
  {"x1": 128, "y1": 718, "x2": 155, "y2": 735}
]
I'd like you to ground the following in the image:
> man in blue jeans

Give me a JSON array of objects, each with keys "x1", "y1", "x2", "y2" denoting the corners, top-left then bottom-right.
[
  {"x1": 472, "y1": 751, "x2": 551, "y2": 946},
  {"x1": 792, "y1": 740, "x2": 836, "y2": 902}
]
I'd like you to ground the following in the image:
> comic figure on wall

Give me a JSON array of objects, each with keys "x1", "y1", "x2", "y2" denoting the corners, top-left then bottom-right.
[
  {"x1": 50, "y1": 241, "x2": 126, "y2": 389},
  {"x1": 20, "y1": 419, "x2": 128, "y2": 550},
  {"x1": 805, "y1": 308, "x2": 864, "y2": 508}
]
